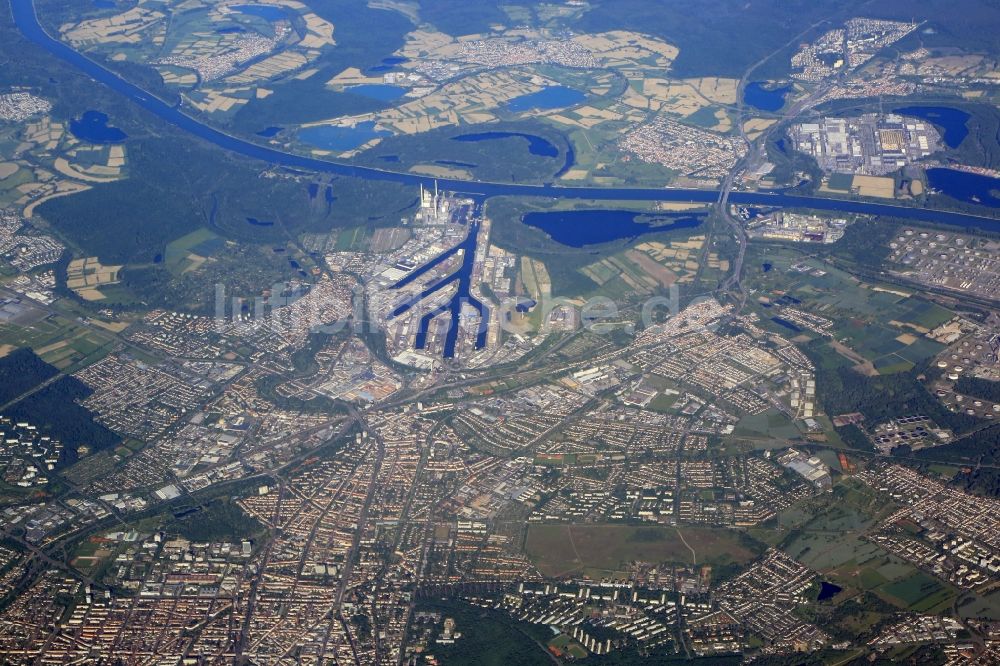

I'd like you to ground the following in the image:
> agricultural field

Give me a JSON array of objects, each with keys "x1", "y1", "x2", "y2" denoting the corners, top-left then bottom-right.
[
  {"x1": 879, "y1": 572, "x2": 955, "y2": 612},
  {"x1": 66, "y1": 256, "x2": 124, "y2": 301},
  {"x1": 604, "y1": 235, "x2": 728, "y2": 298},
  {"x1": 782, "y1": 482, "x2": 958, "y2": 613},
  {"x1": 34, "y1": 0, "x2": 763, "y2": 189},
  {"x1": 163, "y1": 228, "x2": 226, "y2": 277},
  {"x1": 0, "y1": 311, "x2": 116, "y2": 374},
  {"x1": 54, "y1": 0, "x2": 337, "y2": 119},
  {"x1": 0, "y1": 111, "x2": 127, "y2": 219},
  {"x1": 486, "y1": 197, "x2": 722, "y2": 297},
  {"x1": 747, "y1": 244, "x2": 952, "y2": 375},
  {"x1": 304, "y1": 68, "x2": 564, "y2": 143},
  {"x1": 282, "y1": 22, "x2": 743, "y2": 185},
  {"x1": 333, "y1": 226, "x2": 370, "y2": 251},
  {"x1": 367, "y1": 227, "x2": 409, "y2": 253}
]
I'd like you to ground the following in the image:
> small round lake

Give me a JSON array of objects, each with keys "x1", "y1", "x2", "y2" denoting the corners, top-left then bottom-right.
[
  {"x1": 522, "y1": 209, "x2": 704, "y2": 247},
  {"x1": 817, "y1": 581, "x2": 842, "y2": 601},
  {"x1": 69, "y1": 110, "x2": 127, "y2": 143}
]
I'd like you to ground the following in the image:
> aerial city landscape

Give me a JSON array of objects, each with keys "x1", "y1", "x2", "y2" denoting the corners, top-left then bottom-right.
[{"x1": 1, "y1": 0, "x2": 1000, "y2": 664}]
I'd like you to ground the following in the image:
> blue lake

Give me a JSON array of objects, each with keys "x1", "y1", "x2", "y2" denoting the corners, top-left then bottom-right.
[
  {"x1": 744, "y1": 81, "x2": 792, "y2": 112},
  {"x1": 347, "y1": 84, "x2": 407, "y2": 102},
  {"x1": 299, "y1": 121, "x2": 389, "y2": 152},
  {"x1": 508, "y1": 86, "x2": 585, "y2": 112},
  {"x1": 69, "y1": 110, "x2": 127, "y2": 143},
  {"x1": 452, "y1": 131, "x2": 559, "y2": 158},
  {"x1": 12, "y1": 0, "x2": 1000, "y2": 236},
  {"x1": 928, "y1": 168, "x2": 1000, "y2": 208},
  {"x1": 232, "y1": 4, "x2": 288, "y2": 21},
  {"x1": 256, "y1": 126, "x2": 283, "y2": 138},
  {"x1": 367, "y1": 56, "x2": 409, "y2": 73},
  {"x1": 522, "y1": 210, "x2": 704, "y2": 247},
  {"x1": 895, "y1": 106, "x2": 970, "y2": 148},
  {"x1": 771, "y1": 317, "x2": 802, "y2": 333},
  {"x1": 92, "y1": 0, "x2": 114, "y2": 7},
  {"x1": 817, "y1": 581, "x2": 843, "y2": 601}
]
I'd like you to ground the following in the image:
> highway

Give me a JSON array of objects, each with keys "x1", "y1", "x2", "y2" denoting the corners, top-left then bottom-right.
[{"x1": 714, "y1": 12, "x2": 845, "y2": 312}]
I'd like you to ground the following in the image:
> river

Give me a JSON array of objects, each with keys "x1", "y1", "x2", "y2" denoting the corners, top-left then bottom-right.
[{"x1": 9, "y1": 0, "x2": 1000, "y2": 233}]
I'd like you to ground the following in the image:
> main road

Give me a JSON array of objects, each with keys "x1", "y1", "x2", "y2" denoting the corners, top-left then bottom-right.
[
  {"x1": 715, "y1": 13, "x2": 844, "y2": 307},
  {"x1": 9, "y1": 0, "x2": 1000, "y2": 233}
]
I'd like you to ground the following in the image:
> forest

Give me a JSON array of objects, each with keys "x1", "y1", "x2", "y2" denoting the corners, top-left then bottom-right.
[
  {"x1": 804, "y1": 340, "x2": 981, "y2": 445},
  {"x1": 0, "y1": 348, "x2": 59, "y2": 406},
  {"x1": 954, "y1": 376, "x2": 1000, "y2": 403},
  {"x1": 8, "y1": 376, "x2": 120, "y2": 459}
]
